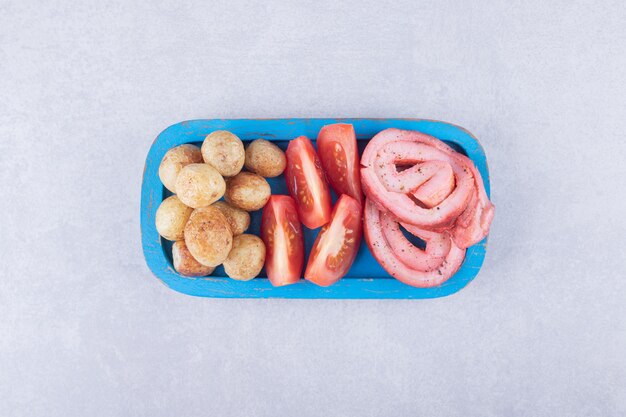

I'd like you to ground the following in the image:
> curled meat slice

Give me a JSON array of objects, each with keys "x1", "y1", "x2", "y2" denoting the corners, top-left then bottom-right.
[
  {"x1": 361, "y1": 128, "x2": 494, "y2": 248},
  {"x1": 452, "y1": 161, "x2": 495, "y2": 248},
  {"x1": 362, "y1": 139, "x2": 473, "y2": 228},
  {"x1": 375, "y1": 158, "x2": 448, "y2": 194},
  {"x1": 364, "y1": 199, "x2": 465, "y2": 288},
  {"x1": 380, "y1": 211, "x2": 451, "y2": 271},
  {"x1": 411, "y1": 163, "x2": 454, "y2": 208}
]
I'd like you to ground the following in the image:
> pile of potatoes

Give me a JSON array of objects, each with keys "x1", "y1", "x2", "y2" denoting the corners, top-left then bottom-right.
[{"x1": 155, "y1": 131, "x2": 286, "y2": 280}]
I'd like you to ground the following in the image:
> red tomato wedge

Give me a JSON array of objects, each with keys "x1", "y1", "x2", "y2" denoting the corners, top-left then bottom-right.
[
  {"x1": 285, "y1": 136, "x2": 332, "y2": 229},
  {"x1": 261, "y1": 195, "x2": 304, "y2": 286},
  {"x1": 317, "y1": 123, "x2": 363, "y2": 204},
  {"x1": 304, "y1": 194, "x2": 362, "y2": 287}
]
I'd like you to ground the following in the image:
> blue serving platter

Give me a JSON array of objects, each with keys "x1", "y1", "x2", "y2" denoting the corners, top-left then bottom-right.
[{"x1": 141, "y1": 118, "x2": 491, "y2": 299}]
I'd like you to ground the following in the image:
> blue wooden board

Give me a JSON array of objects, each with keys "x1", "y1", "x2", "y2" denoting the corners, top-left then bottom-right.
[{"x1": 141, "y1": 119, "x2": 491, "y2": 299}]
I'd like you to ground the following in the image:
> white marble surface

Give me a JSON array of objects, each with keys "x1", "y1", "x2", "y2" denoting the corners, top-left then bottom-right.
[{"x1": 1, "y1": 1, "x2": 625, "y2": 416}]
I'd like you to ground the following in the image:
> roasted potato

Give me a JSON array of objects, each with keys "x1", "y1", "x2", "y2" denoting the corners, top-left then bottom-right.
[
  {"x1": 211, "y1": 201, "x2": 250, "y2": 236},
  {"x1": 158, "y1": 144, "x2": 203, "y2": 193},
  {"x1": 224, "y1": 172, "x2": 271, "y2": 211},
  {"x1": 201, "y1": 130, "x2": 245, "y2": 177},
  {"x1": 184, "y1": 206, "x2": 233, "y2": 267},
  {"x1": 244, "y1": 139, "x2": 286, "y2": 178},
  {"x1": 175, "y1": 163, "x2": 226, "y2": 208},
  {"x1": 223, "y1": 234, "x2": 266, "y2": 281},
  {"x1": 172, "y1": 240, "x2": 215, "y2": 277},
  {"x1": 155, "y1": 196, "x2": 193, "y2": 241}
]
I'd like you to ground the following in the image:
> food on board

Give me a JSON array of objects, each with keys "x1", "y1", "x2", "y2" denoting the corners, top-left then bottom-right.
[
  {"x1": 364, "y1": 200, "x2": 465, "y2": 287},
  {"x1": 175, "y1": 163, "x2": 226, "y2": 208},
  {"x1": 155, "y1": 195, "x2": 193, "y2": 241},
  {"x1": 156, "y1": 130, "x2": 269, "y2": 282},
  {"x1": 244, "y1": 139, "x2": 287, "y2": 178},
  {"x1": 284, "y1": 136, "x2": 332, "y2": 229},
  {"x1": 158, "y1": 144, "x2": 203, "y2": 193},
  {"x1": 211, "y1": 201, "x2": 250, "y2": 236},
  {"x1": 317, "y1": 123, "x2": 363, "y2": 204},
  {"x1": 260, "y1": 195, "x2": 304, "y2": 286},
  {"x1": 201, "y1": 130, "x2": 245, "y2": 177},
  {"x1": 360, "y1": 128, "x2": 494, "y2": 287},
  {"x1": 225, "y1": 172, "x2": 271, "y2": 211},
  {"x1": 223, "y1": 234, "x2": 267, "y2": 281},
  {"x1": 304, "y1": 194, "x2": 362, "y2": 287},
  {"x1": 155, "y1": 125, "x2": 493, "y2": 289},
  {"x1": 184, "y1": 206, "x2": 233, "y2": 267},
  {"x1": 172, "y1": 240, "x2": 215, "y2": 277},
  {"x1": 360, "y1": 128, "x2": 494, "y2": 248}
]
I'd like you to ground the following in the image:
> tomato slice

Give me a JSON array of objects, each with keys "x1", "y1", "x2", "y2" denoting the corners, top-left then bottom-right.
[
  {"x1": 285, "y1": 136, "x2": 332, "y2": 229},
  {"x1": 317, "y1": 123, "x2": 363, "y2": 204},
  {"x1": 261, "y1": 195, "x2": 304, "y2": 286},
  {"x1": 304, "y1": 194, "x2": 362, "y2": 286}
]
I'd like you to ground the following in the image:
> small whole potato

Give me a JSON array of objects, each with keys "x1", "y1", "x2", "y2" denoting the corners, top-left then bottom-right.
[
  {"x1": 244, "y1": 139, "x2": 286, "y2": 178},
  {"x1": 175, "y1": 163, "x2": 226, "y2": 208},
  {"x1": 172, "y1": 241, "x2": 215, "y2": 277},
  {"x1": 201, "y1": 131, "x2": 245, "y2": 177},
  {"x1": 223, "y1": 234, "x2": 266, "y2": 281},
  {"x1": 211, "y1": 201, "x2": 250, "y2": 236},
  {"x1": 184, "y1": 206, "x2": 233, "y2": 267},
  {"x1": 225, "y1": 172, "x2": 271, "y2": 211},
  {"x1": 158, "y1": 144, "x2": 203, "y2": 193},
  {"x1": 155, "y1": 196, "x2": 193, "y2": 241}
]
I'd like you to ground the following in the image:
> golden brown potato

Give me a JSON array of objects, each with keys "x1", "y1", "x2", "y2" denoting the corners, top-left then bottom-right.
[
  {"x1": 244, "y1": 139, "x2": 286, "y2": 178},
  {"x1": 172, "y1": 241, "x2": 215, "y2": 277},
  {"x1": 211, "y1": 201, "x2": 250, "y2": 236},
  {"x1": 155, "y1": 196, "x2": 193, "y2": 241},
  {"x1": 224, "y1": 172, "x2": 271, "y2": 211},
  {"x1": 184, "y1": 206, "x2": 233, "y2": 267},
  {"x1": 223, "y1": 234, "x2": 266, "y2": 281},
  {"x1": 201, "y1": 131, "x2": 245, "y2": 177},
  {"x1": 175, "y1": 163, "x2": 226, "y2": 208},
  {"x1": 158, "y1": 144, "x2": 203, "y2": 193}
]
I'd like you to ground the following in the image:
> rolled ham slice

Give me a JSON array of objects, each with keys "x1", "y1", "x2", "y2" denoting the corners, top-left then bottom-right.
[
  {"x1": 361, "y1": 128, "x2": 494, "y2": 249},
  {"x1": 452, "y1": 161, "x2": 495, "y2": 248},
  {"x1": 364, "y1": 199, "x2": 466, "y2": 287}
]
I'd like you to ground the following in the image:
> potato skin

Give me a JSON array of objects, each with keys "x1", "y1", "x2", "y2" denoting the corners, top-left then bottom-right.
[
  {"x1": 158, "y1": 144, "x2": 203, "y2": 193},
  {"x1": 223, "y1": 234, "x2": 266, "y2": 281},
  {"x1": 184, "y1": 207, "x2": 233, "y2": 267},
  {"x1": 211, "y1": 201, "x2": 250, "y2": 236},
  {"x1": 172, "y1": 241, "x2": 215, "y2": 277},
  {"x1": 225, "y1": 172, "x2": 271, "y2": 211},
  {"x1": 155, "y1": 196, "x2": 193, "y2": 241},
  {"x1": 175, "y1": 163, "x2": 226, "y2": 208},
  {"x1": 244, "y1": 139, "x2": 286, "y2": 178},
  {"x1": 201, "y1": 131, "x2": 245, "y2": 177}
]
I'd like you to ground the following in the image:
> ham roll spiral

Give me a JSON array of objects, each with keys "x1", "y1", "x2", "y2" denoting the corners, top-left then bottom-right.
[{"x1": 361, "y1": 128, "x2": 494, "y2": 287}]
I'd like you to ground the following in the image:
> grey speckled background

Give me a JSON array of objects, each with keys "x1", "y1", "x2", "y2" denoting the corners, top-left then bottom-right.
[{"x1": 1, "y1": 1, "x2": 625, "y2": 416}]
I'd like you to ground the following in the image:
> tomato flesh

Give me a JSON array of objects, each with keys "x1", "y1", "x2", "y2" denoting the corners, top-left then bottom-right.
[
  {"x1": 304, "y1": 194, "x2": 362, "y2": 287},
  {"x1": 285, "y1": 136, "x2": 332, "y2": 229},
  {"x1": 317, "y1": 123, "x2": 363, "y2": 204},
  {"x1": 261, "y1": 195, "x2": 304, "y2": 286}
]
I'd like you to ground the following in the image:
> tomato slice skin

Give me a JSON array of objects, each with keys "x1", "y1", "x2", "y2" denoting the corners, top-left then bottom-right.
[
  {"x1": 260, "y1": 195, "x2": 304, "y2": 286},
  {"x1": 285, "y1": 136, "x2": 332, "y2": 229},
  {"x1": 317, "y1": 123, "x2": 363, "y2": 205},
  {"x1": 304, "y1": 194, "x2": 362, "y2": 287}
]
